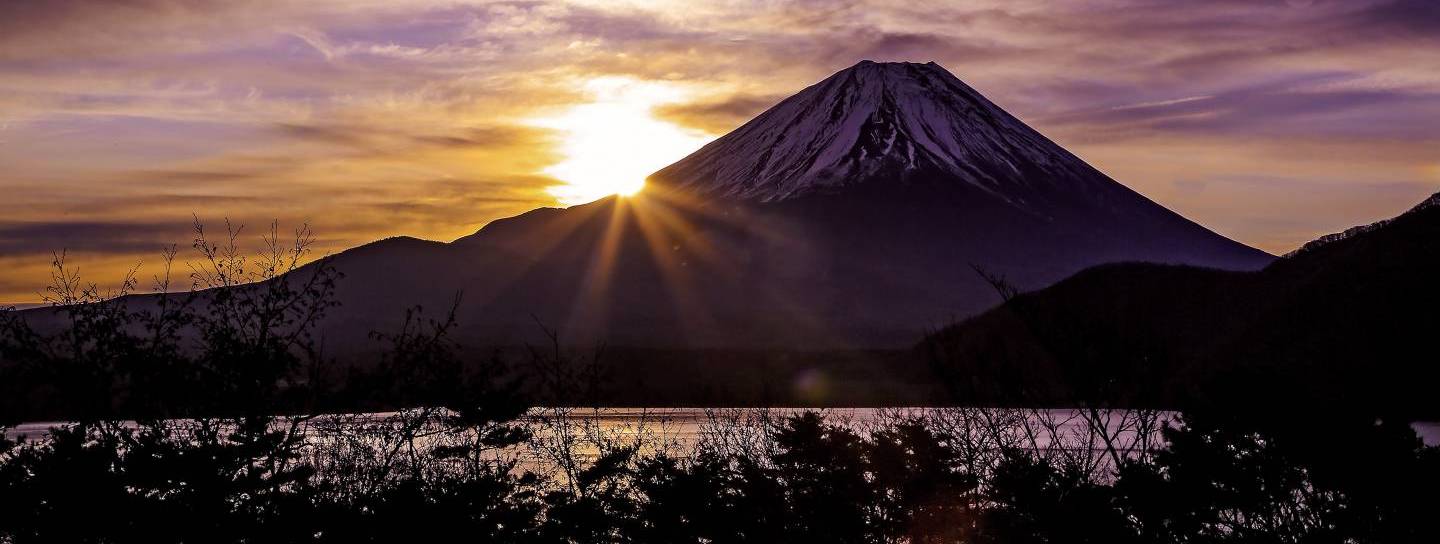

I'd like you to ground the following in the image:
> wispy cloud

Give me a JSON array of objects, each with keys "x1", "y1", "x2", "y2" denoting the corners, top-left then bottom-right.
[{"x1": 0, "y1": 221, "x2": 184, "y2": 255}]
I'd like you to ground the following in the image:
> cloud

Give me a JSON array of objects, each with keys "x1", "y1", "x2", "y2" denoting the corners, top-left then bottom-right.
[
  {"x1": 653, "y1": 93, "x2": 785, "y2": 133},
  {"x1": 1040, "y1": 71, "x2": 1440, "y2": 142},
  {"x1": 0, "y1": 221, "x2": 185, "y2": 255},
  {"x1": 409, "y1": 125, "x2": 554, "y2": 150},
  {"x1": 274, "y1": 122, "x2": 375, "y2": 148},
  {"x1": 0, "y1": 0, "x2": 288, "y2": 61},
  {"x1": 1353, "y1": 0, "x2": 1440, "y2": 36}
]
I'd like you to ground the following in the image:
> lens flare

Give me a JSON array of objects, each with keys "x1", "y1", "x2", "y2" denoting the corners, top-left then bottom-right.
[{"x1": 531, "y1": 77, "x2": 714, "y2": 205}]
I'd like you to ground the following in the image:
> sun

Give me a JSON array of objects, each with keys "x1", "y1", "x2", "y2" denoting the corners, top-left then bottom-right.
[{"x1": 531, "y1": 77, "x2": 715, "y2": 205}]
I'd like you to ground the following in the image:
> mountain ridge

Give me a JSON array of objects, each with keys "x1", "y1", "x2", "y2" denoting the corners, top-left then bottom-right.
[
  {"x1": 924, "y1": 190, "x2": 1440, "y2": 414},
  {"x1": 1283, "y1": 191, "x2": 1440, "y2": 258}
]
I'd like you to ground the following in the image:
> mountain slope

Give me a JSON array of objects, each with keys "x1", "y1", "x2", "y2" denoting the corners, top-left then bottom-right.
[
  {"x1": 923, "y1": 191, "x2": 1440, "y2": 415},
  {"x1": 1283, "y1": 191, "x2": 1440, "y2": 257}
]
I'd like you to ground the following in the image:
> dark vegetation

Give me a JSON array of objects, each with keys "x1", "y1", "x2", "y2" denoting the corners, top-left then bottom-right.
[
  {"x1": 2, "y1": 219, "x2": 1438, "y2": 543},
  {"x1": 925, "y1": 194, "x2": 1440, "y2": 418}
]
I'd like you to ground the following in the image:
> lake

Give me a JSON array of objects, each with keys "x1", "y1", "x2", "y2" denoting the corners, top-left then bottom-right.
[{"x1": 11, "y1": 407, "x2": 1439, "y2": 447}]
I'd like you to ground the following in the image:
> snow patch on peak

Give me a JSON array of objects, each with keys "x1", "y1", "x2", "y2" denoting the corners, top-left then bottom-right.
[{"x1": 649, "y1": 61, "x2": 1111, "y2": 204}]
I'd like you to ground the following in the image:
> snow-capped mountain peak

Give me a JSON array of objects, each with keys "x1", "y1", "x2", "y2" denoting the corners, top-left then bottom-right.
[{"x1": 649, "y1": 61, "x2": 1107, "y2": 203}]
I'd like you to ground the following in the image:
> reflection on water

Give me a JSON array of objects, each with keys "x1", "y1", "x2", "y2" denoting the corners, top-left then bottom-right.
[
  {"x1": 9, "y1": 408, "x2": 1439, "y2": 491},
  {"x1": 10, "y1": 408, "x2": 1440, "y2": 449},
  {"x1": 9, "y1": 407, "x2": 1172, "y2": 482},
  {"x1": 516, "y1": 407, "x2": 1176, "y2": 480}
]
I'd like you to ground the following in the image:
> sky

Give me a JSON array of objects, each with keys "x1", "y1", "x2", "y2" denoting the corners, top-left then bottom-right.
[{"x1": 2, "y1": 0, "x2": 1438, "y2": 303}]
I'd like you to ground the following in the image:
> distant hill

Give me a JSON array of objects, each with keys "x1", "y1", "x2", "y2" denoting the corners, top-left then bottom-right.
[{"x1": 923, "y1": 191, "x2": 1440, "y2": 416}]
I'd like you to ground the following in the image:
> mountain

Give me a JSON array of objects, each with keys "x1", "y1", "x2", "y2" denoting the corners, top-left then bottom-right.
[
  {"x1": 264, "y1": 61, "x2": 1273, "y2": 351},
  {"x1": 20, "y1": 61, "x2": 1271, "y2": 354},
  {"x1": 654, "y1": 60, "x2": 1137, "y2": 205},
  {"x1": 923, "y1": 190, "x2": 1440, "y2": 415}
]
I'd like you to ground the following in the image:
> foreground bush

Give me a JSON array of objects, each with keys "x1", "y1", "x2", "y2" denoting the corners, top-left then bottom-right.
[{"x1": 2, "y1": 409, "x2": 1436, "y2": 543}]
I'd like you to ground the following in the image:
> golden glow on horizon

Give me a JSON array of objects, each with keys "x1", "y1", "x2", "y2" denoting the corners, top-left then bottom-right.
[{"x1": 530, "y1": 77, "x2": 715, "y2": 206}]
